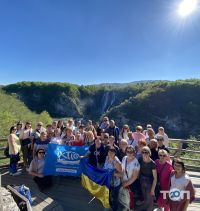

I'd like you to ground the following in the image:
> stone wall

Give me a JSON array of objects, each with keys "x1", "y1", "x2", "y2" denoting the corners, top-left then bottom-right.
[{"x1": 0, "y1": 187, "x2": 19, "y2": 211}]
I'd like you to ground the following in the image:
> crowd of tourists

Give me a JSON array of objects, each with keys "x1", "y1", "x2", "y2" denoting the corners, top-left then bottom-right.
[{"x1": 7, "y1": 117, "x2": 195, "y2": 211}]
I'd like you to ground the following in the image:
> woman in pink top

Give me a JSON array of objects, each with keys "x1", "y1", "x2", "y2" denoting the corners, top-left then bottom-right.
[
  {"x1": 155, "y1": 149, "x2": 173, "y2": 211},
  {"x1": 132, "y1": 126, "x2": 145, "y2": 142}
]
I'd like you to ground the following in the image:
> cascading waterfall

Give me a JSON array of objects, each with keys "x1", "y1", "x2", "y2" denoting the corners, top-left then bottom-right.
[{"x1": 101, "y1": 91, "x2": 116, "y2": 113}]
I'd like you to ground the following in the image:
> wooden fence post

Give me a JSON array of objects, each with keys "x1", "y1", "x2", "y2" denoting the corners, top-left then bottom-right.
[{"x1": 173, "y1": 140, "x2": 183, "y2": 158}]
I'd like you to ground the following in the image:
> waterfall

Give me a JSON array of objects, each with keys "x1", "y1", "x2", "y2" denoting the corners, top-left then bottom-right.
[{"x1": 101, "y1": 91, "x2": 116, "y2": 113}]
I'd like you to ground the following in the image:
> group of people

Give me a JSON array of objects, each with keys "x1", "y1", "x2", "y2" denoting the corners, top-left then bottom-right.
[{"x1": 7, "y1": 117, "x2": 195, "y2": 211}]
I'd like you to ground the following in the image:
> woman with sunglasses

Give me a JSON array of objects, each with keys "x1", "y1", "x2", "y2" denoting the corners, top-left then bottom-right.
[
  {"x1": 137, "y1": 146, "x2": 157, "y2": 211},
  {"x1": 120, "y1": 145, "x2": 140, "y2": 210},
  {"x1": 155, "y1": 150, "x2": 173, "y2": 211},
  {"x1": 132, "y1": 126, "x2": 145, "y2": 143},
  {"x1": 8, "y1": 126, "x2": 21, "y2": 176},
  {"x1": 169, "y1": 159, "x2": 195, "y2": 211},
  {"x1": 103, "y1": 146, "x2": 122, "y2": 211},
  {"x1": 29, "y1": 148, "x2": 52, "y2": 192}
]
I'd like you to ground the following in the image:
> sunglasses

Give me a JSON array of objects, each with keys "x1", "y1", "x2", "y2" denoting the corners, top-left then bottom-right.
[
  {"x1": 12, "y1": 128, "x2": 17, "y2": 131},
  {"x1": 157, "y1": 139, "x2": 163, "y2": 141},
  {"x1": 38, "y1": 151, "x2": 45, "y2": 154},
  {"x1": 37, "y1": 125, "x2": 42, "y2": 126},
  {"x1": 126, "y1": 150, "x2": 134, "y2": 154},
  {"x1": 159, "y1": 154, "x2": 167, "y2": 157},
  {"x1": 142, "y1": 151, "x2": 149, "y2": 154}
]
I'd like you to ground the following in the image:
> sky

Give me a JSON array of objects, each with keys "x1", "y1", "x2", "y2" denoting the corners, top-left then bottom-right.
[{"x1": 0, "y1": 0, "x2": 200, "y2": 85}]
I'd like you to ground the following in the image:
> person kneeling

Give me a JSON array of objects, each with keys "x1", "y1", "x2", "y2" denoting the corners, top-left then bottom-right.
[{"x1": 29, "y1": 148, "x2": 52, "y2": 192}]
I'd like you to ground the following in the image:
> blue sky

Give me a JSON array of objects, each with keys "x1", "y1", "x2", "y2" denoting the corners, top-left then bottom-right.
[{"x1": 0, "y1": 0, "x2": 200, "y2": 85}]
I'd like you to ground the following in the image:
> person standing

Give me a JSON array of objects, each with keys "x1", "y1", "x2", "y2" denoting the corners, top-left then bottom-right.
[
  {"x1": 118, "y1": 139, "x2": 128, "y2": 161},
  {"x1": 105, "y1": 120, "x2": 120, "y2": 144},
  {"x1": 137, "y1": 146, "x2": 157, "y2": 211},
  {"x1": 155, "y1": 127, "x2": 169, "y2": 147},
  {"x1": 169, "y1": 159, "x2": 195, "y2": 211},
  {"x1": 99, "y1": 116, "x2": 110, "y2": 131},
  {"x1": 8, "y1": 126, "x2": 21, "y2": 176},
  {"x1": 16, "y1": 121, "x2": 23, "y2": 137},
  {"x1": 119, "y1": 125, "x2": 130, "y2": 141},
  {"x1": 81, "y1": 137, "x2": 106, "y2": 168},
  {"x1": 19, "y1": 121, "x2": 32, "y2": 169},
  {"x1": 121, "y1": 146, "x2": 140, "y2": 210},
  {"x1": 155, "y1": 150, "x2": 173, "y2": 211},
  {"x1": 149, "y1": 139, "x2": 159, "y2": 161},
  {"x1": 103, "y1": 146, "x2": 122, "y2": 211},
  {"x1": 132, "y1": 126, "x2": 146, "y2": 143}
]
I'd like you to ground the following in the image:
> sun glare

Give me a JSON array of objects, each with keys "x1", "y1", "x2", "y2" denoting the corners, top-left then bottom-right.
[{"x1": 178, "y1": 0, "x2": 198, "y2": 17}]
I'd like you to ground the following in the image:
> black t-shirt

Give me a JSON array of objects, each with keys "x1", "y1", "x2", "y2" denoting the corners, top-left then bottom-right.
[
  {"x1": 88, "y1": 144, "x2": 106, "y2": 167},
  {"x1": 158, "y1": 145, "x2": 170, "y2": 154},
  {"x1": 117, "y1": 149, "x2": 126, "y2": 162},
  {"x1": 150, "y1": 149, "x2": 159, "y2": 161},
  {"x1": 139, "y1": 158, "x2": 156, "y2": 181}
]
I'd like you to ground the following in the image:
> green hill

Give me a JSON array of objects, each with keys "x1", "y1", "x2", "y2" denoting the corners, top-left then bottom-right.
[
  {"x1": 0, "y1": 89, "x2": 52, "y2": 137},
  {"x1": 2, "y1": 79, "x2": 200, "y2": 138}
]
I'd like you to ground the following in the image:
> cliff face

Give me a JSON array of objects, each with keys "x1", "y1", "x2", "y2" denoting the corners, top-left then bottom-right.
[{"x1": 3, "y1": 80, "x2": 200, "y2": 138}]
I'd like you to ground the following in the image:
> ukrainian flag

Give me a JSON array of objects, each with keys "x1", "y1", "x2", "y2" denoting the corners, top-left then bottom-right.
[{"x1": 80, "y1": 159, "x2": 113, "y2": 208}]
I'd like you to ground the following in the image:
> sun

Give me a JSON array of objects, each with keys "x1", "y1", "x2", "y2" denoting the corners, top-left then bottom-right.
[{"x1": 178, "y1": 0, "x2": 198, "y2": 17}]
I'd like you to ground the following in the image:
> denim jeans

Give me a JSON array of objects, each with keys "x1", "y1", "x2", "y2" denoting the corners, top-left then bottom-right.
[{"x1": 9, "y1": 153, "x2": 20, "y2": 173}]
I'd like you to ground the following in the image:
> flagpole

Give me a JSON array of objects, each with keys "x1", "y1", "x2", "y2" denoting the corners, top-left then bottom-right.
[{"x1": 88, "y1": 197, "x2": 95, "y2": 204}]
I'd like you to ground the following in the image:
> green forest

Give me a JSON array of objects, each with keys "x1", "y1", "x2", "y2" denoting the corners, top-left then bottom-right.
[
  {"x1": 1, "y1": 79, "x2": 200, "y2": 138},
  {"x1": 0, "y1": 90, "x2": 52, "y2": 137}
]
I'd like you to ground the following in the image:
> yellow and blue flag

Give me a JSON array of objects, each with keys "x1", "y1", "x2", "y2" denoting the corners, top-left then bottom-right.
[{"x1": 80, "y1": 159, "x2": 113, "y2": 208}]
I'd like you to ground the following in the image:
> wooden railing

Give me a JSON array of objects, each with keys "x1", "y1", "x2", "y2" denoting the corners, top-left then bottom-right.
[
  {"x1": 168, "y1": 138, "x2": 200, "y2": 170},
  {"x1": 0, "y1": 137, "x2": 12, "y2": 168},
  {"x1": 0, "y1": 138, "x2": 7, "y2": 161},
  {"x1": 1, "y1": 137, "x2": 200, "y2": 170}
]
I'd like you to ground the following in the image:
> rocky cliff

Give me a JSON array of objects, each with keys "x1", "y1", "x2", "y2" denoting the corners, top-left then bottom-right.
[{"x1": 3, "y1": 80, "x2": 200, "y2": 138}]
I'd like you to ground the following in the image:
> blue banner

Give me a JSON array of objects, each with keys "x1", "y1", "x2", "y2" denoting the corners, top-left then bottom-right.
[{"x1": 44, "y1": 144, "x2": 89, "y2": 176}]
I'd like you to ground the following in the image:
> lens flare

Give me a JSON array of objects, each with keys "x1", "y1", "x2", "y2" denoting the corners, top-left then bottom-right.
[{"x1": 178, "y1": 0, "x2": 198, "y2": 17}]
